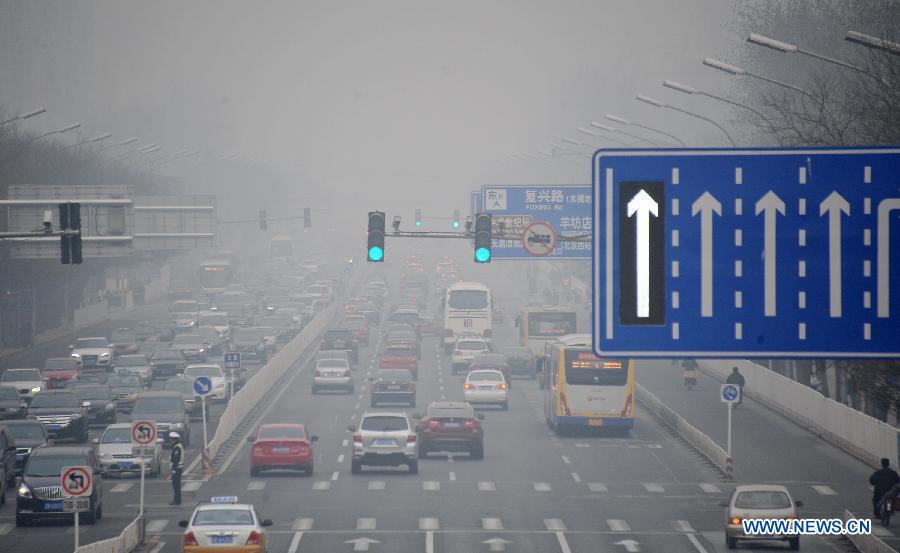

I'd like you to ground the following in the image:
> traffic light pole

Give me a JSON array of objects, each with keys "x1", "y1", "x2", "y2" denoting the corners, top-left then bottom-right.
[{"x1": 385, "y1": 230, "x2": 592, "y2": 242}]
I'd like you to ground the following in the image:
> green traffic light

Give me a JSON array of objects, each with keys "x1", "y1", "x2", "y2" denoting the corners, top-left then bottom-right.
[
  {"x1": 475, "y1": 247, "x2": 491, "y2": 263},
  {"x1": 452, "y1": 220, "x2": 460, "y2": 228},
  {"x1": 368, "y1": 246, "x2": 384, "y2": 261},
  {"x1": 415, "y1": 220, "x2": 422, "y2": 227}
]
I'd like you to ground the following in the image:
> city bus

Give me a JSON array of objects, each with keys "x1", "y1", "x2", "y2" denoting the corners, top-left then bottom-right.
[
  {"x1": 198, "y1": 255, "x2": 237, "y2": 295},
  {"x1": 516, "y1": 307, "x2": 579, "y2": 373},
  {"x1": 543, "y1": 334, "x2": 635, "y2": 434},
  {"x1": 442, "y1": 282, "x2": 492, "y2": 351}
]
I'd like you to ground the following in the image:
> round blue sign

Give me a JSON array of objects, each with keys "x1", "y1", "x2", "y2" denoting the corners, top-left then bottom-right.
[
  {"x1": 193, "y1": 376, "x2": 213, "y2": 396},
  {"x1": 722, "y1": 384, "x2": 739, "y2": 401}
]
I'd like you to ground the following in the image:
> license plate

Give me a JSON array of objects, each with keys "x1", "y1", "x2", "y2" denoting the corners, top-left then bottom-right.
[
  {"x1": 47, "y1": 424, "x2": 61, "y2": 431},
  {"x1": 478, "y1": 385, "x2": 493, "y2": 390},
  {"x1": 443, "y1": 422, "x2": 460, "y2": 428},
  {"x1": 43, "y1": 502, "x2": 63, "y2": 511},
  {"x1": 273, "y1": 447, "x2": 290, "y2": 453},
  {"x1": 386, "y1": 385, "x2": 403, "y2": 391},
  {"x1": 373, "y1": 438, "x2": 395, "y2": 447},
  {"x1": 587, "y1": 418, "x2": 603, "y2": 427},
  {"x1": 120, "y1": 462, "x2": 134, "y2": 470},
  {"x1": 211, "y1": 536, "x2": 234, "y2": 544}
]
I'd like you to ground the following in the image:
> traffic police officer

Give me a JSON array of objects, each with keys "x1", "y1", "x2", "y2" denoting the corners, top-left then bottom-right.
[{"x1": 169, "y1": 431, "x2": 185, "y2": 505}]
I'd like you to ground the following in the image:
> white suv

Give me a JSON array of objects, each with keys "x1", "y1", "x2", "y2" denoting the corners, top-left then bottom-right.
[
  {"x1": 348, "y1": 412, "x2": 418, "y2": 474},
  {"x1": 183, "y1": 364, "x2": 228, "y2": 401},
  {"x1": 451, "y1": 338, "x2": 491, "y2": 374}
]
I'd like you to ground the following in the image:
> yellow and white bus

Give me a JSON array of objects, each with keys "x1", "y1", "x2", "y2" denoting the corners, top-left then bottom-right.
[
  {"x1": 543, "y1": 334, "x2": 635, "y2": 434},
  {"x1": 516, "y1": 308, "x2": 579, "y2": 372}
]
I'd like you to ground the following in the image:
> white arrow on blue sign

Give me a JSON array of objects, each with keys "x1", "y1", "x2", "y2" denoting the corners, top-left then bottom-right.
[
  {"x1": 193, "y1": 376, "x2": 213, "y2": 396},
  {"x1": 593, "y1": 147, "x2": 900, "y2": 358},
  {"x1": 721, "y1": 384, "x2": 741, "y2": 404}
]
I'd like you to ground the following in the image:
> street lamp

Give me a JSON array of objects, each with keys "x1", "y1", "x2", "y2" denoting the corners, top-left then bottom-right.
[
  {"x1": 99, "y1": 137, "x2": 138, "y2": 152},
  {"x1": 0, "y1": 107, "x2": 46, "y2": 127},
  {"x1": 64, "y1": 132, "x2": 113, "y2": 149},
  {"x1": 845, "y1": 30, "x2": 900, "y2": 55},
  {"x1": 26, "y1": 123, "x2": 80, "y2": 143},
  {"x1": 748, "y1": 32, "x2": 888, "y2": 85},
  {"x1": 636, "y1": 94, "x2": 736, "y2": 146},
  {"x1": 584, "y1": 123, "x2": 657, "y2": 147},
  {"x1": 663, "y1": 79, "x2": 768, "y2": 119},
  {"x1": 702, "y1": 57, "x2": 819, "y2": 102},
  {"x1": 605, "y1": 113, "x2": 686, "y2": 147}
]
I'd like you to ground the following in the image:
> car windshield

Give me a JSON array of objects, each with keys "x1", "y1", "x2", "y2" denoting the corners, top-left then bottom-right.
[
  {"x1": 111, "y1": 331, "x2": 137, "y2": 342},
  {"x1": 107, "y1": 376, "x2": 141, "y2": 388},
  {"x1": 468, "y1": 371, "x2": 502, "y2": 382},
  {"x1": 193, "y1": 508, "x2": 255, "y2": 526},
  {"x1": 448, "y1": 290, "x2": 488, "y2": 309},
  {"x1": 233, "y1": 329, "x2": 265, "y2": 341},
  {"x1": 30, "y1": 393, "x2": 79, "y2": 408},
  {"x1": 164, "y1": 380, "x2": 193, "y2": 394},
  {"x1": 378, "y1": 370, "x2": 412, "y2": 381},
  {"x1": 0, "y1": 387, "x2": 18, "y2": 400},
  {"x1": 184, "y1": 367, "x2": 223, "y2": 378},
  {"x1": 172, "y1": 335, "x2": 203, "y2": 346},
  {"x1": 172, "y1": 302, "x2": 197, "y2": 313},
  {"x1": 26, "y1": 455, "x2": 88, "y2": 477},
  {"x1": 75, "y1": 338, "x2": 107, "y2": 349},
  {"x1": 1, "y1": 369, "x2": 41, "y2": 382},
  {"x1": 361, "y1": 416, "x2": 409, "y2": 432},
  {"x1": 117, "y1": 355, "x2": 148, "y2": 366},
  {"x1": 101, "y1": 427, "x2": 133, "y2": 444},
  {"x1": 318, "y1": 360, "x2": 348, "y2": 369},
  {"x1": 458, "y1": 341, "x2": 487, "y2": 351},
  {"x1": 735, "y1": 491, "x2": 792, "y2": 509},
  {"x1": 9, "y1": 423, "x2": 44, "y2": 439},
  {"x1": 153, "y1": 351, "x2": 182, "y2": 360},
  {"x1": 133, "y1": 397, "x2": 183, "y2": 413},
  {"x1": 258, "y1": 426, "x2": 305, "y2": 440},
  {"x1": 390, "y1": 312, "x2": 419, "y2": 326},
  {"x1": 428, "y1": 406, "x2": 475, "y2": 419},
  {"x1": 76, "y1": 387, "x2": 110, "y2": 400},
  {"x1": 201, "y1": 314, "x2": 228, "y2": 326},
  {"x1": 44, "y1": 359, "x2": 77, "y2": 370}
]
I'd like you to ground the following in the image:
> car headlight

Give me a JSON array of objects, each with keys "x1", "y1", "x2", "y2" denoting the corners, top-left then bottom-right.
[
  {"x1": 100, "y1": 352, "x2": 111, "y2": 358},
  {"x1": 173, "y1": 422, "x2": 185, "y2": 429},
  {"x1": 100, "y1": 452, "x2": 112, "y2": 460},
  {"x1": 198, "y1": 348, "x2": 205, "y2": 353},
  {"x1": 17, "y1": 483, "x2": 32, "y2": 498},
  {"x1": 71, "y1": 353, "x2": 81, "y2": 358},
  {"x1": 31, "y1": 386, "x2": 41, "y2": 393},
  {"x1": 105, "y1": 403, "x2": 115, "y2": 410}
]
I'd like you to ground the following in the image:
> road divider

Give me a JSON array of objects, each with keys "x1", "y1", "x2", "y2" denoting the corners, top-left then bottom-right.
[
  {"x1": 635, "y1": 383, "x2": 731, "y2": 479},
  {"x1": 74, "y1": 514, "x2": 144, "y2": 553},
  {"x1": 841, "y1": 510, "x2": 897, "y2": 553},
  {"x1": 699, "y1": 360, "x2": 899, "y2": 468}
]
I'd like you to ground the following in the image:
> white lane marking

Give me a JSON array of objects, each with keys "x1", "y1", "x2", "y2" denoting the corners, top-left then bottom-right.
[
  {"x1": 111, "y1": 483, "x2": 133, "y2": 493},
  {"x1": 247, "y1": 480, "x2": 266, "y2": 491},
  {"x1": 440, "y1": 395, "x2": 446, "y2": 400},
  {"x1": 293, "y1": 517, "x2": 314, "y2": 530},
  {"x1": 337, "y1": 454, "x2": 345, "y2": 463},
  {"x1": 643, "y1": 482, "x2": 665, "y2": 492},
  {"x1": 699, "y1": 483, "x2": 721, "y2": 493},
  {"x1": 449, "y1": 471, "x2": 456, "y2": 481},
  {"x1": 0, "y1": 523, "x2": 13, "y2": 536},
  {"x1": 354, "y1": 403, "x2": 360, "y2": 409},
  {"x1": 574, "y1": 443, "x2": 590, "y2": 448},
  {"x1": 419, "y1": 517, "x2": 440, "y2": 530},
  {"x1": 686, "y1": 533, "x2": 709, "y2": 553},
  {"x1": 478, "y1": 481, "x2": 496, "y2": 491},
  {"x1": 357, "y1": 518, "x2": 376, "y2": 530},
  {"x1": 571, "y1": 472, "x2": 581, "y2": 483},
  {"x1": 447, "y1": 454, "x2": 454, "y2": 464},
  {"x1": 423, "y1": 481, "x2": 440, "y2": 491},
  {"x1": 146, "y1": 519, "x2": 169, "y2": 533},
  {"x1": 368, "y1": 480, "x2": 385, "y2": 490},
  {"x1": 426, "y1": 530, "x2": 435, "y2": 553},
  {"x1": 556, "y1": 531, "x2": 573, "y2": 553},
  {"x1": 312, "y1": 481, "x2": 331, "y2": 490},
  {"x1": 646, "y1": 443, "x2": 663, "y2": 448},
  {"x1": 182, "y1": 481, "x2": 202, "y2": 492},
  {"x1": 674, "y1": 520, "x2": 695, "y2": 533},
  {"x1": 544, "y1": 518, "x2": 567, "y2": 531},
  {"x1": 534, "y1": 482, "x2": 552, "y2": 491},
  {"x1": 561, "y1": 455, "x2": 571, "y2": 465},
  {"x1": 482, "y1": 518, "x2": 504, "y2": 530},
  {"x1": 812, "y1": 485, "x2": 837, "y2": 496},
  {"x1": 287, "y1": 531, "x2": 304, "y2": 553},
  {"x1": 357, "y1": 394, "x2": 364, "y2": 400},
  {"x1": 607, "y1": 519, "x2": 631, "y2": 532},
  {"x1": 342, "y1": 439, "x2": 349, "y2": 447},
  {"x1": 147, "y1": 542, "x2": 166, "y2": 553},
  {"x1": 331, "y1": 471, "x2": 340, "y2": 481},
  {"x1": 589, "y1": 483, "x2": 608, "y2": 492}
]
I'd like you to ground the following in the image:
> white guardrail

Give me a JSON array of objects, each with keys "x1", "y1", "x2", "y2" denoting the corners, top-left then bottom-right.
[
  {"x1": 75, "y1": 514, "x2": 143, "y2": 553},
  {"x1": 699, "y1": 360, "x2": 900, "y2": 469},
  {"x1": 635, "y1": 383, "x2": 732, "y2": 478},
  {"x1": 842, "y1": 511, "x2": 898, "y2": 553}
]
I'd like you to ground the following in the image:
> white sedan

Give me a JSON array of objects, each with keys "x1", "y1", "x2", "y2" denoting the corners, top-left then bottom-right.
[{"x1": 464, "y1": 369, "x2": 509, "y2": 410}]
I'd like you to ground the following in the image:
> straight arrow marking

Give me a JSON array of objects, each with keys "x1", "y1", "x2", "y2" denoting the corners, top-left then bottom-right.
[
  {"x1": 615, "y1": 539, "x2": 642, "y2": 552},
  {"x1": 692, "y1": 192, "x2": 722, "y2": 317},
  {"x1": 820, "y1": 191, "x2": 850, "y2": 317},
  {"x1": 627, "y1": 189, "x2": 659, "y2": 318},
  {"x1": 755, "y1": 191, "x2": 785, "y2": 317},
  {"x1": 877, "y1": 198, "x2": 900, "y2": 318}
]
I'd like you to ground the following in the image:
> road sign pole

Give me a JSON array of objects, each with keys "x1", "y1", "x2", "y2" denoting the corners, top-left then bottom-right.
[
  {"x1": 202, "y1": 395, "x2": 210, "y2": 472},
  {"x1": 726, "y1": 401, "x2": 733, "y2": 459},
  {"x1": 139, "y1": 455, "x2": 145, "y2": 516},
  {"x1": 73, "y1": 510, "x2": 79, "y2": 552}
]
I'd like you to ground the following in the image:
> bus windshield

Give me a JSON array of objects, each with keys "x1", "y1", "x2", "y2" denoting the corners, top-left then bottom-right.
[
  {"x1": 564, "y1": 350, "x2": 626, "y2": 386},
  {"x1": 448, "y1": 290, "x2": 487, "y2": 310},
  {"x1": 527, "y1": 312, "x2": 577, "y2": 337}
]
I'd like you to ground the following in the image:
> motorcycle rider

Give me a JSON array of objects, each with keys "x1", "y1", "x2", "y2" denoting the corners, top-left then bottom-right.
[
  {"x1": 726, "y1": 366, "x2": 745, "y2": 406},
  {"x1": 870, "y1": 458, "x2": 900, "y2": 516}
]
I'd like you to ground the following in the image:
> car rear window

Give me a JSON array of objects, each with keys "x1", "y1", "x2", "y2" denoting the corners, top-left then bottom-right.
[
  {"x1": 468, "y1": 371, "x2": 502, "y2": 382},
  {"x1": 361, "y1": 416, "x2": 409, "y2": 432},
  {"x1": 458, "y1": 341, "x2": 487, "y2": 350},
  {"x1": 318, "y1": 360, "x2": 349, "y2": 368},
  {"x1": 734, "y1": 491, "x2": 792, "y2": 509},
  {"x1": 193, "y1": 509, "x2": 254, "y2": 526},
  {"x1": 377, "y1": 370, "x2": 412, "y2": 381},
  {"x1": 428, "y1": 406, "x2": 474, "y2": 418},
  {"x1": 258, "y1": 426, "x2": 305, "y2": 440},
  {"x1": 184, "y1": 366, "x2": 223, "y2": 378}
]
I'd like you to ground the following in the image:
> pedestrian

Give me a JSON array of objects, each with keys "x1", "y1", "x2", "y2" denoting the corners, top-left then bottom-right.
[
  {"x1": 726, "y1": 366, "x2": 746, "y2": 406},
  {"x1": 870, "y1": 458, "x2": 900, "y2": 517},
  {"x1": 169, "y1": 432, "x2": 185, "y2": 505}
]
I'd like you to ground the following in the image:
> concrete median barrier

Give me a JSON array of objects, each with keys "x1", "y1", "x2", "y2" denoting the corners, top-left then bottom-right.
[
  {"x1": 74, "y1": 514, "x2": 144, "y2": 553},
  {"x1": 842, "y1": 510, "x2": 898, "y2": 553}
]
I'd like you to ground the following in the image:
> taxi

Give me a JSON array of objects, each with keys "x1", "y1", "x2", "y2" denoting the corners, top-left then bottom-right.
[{"x1": 180, "y1": 496, "x2": 273, "y2": 552}]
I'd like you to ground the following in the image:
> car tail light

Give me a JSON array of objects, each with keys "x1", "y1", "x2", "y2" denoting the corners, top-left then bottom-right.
[
  {"x1": 246, "y1": 531, "x2": 262, "y2": 545},
  {"x1": 728, "y1": 517, "x2": 741, "y2": 526},
  {"x1": 352, "y1": 434, "x2": 362, "y2": 443},
  {"x1": 426, "y1": 420, "x2": 441, "y2": 429},
  {"x1": 464, "y1": 383, "x2": 474, "y2": 390},
  {"x1": 463, "y1": 419, "x2": 477, "y2": 428},
  {"x1": 253, "y1": 446, "x2": 263, "y2": 454},
  {"x1": 183, "y1": 532, "x2": 199, "y2": 546},
  {"x1": 372, "y1": 383, "x2": 380, "y2": 391},
  {"x1": 497, "y1": 383, "x2": 508, "y2": 390},
  {"x1": 407, "y1": 434, "x2": 417, "y2": 443}
]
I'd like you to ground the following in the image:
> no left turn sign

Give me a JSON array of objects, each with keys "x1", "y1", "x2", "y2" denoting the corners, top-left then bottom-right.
[
  {"x1": 131, "y1": 420, "x2": 157, "y2": 446},
  {"x1": 61, "y1": 466, "x2": 93, "y2": 497}
]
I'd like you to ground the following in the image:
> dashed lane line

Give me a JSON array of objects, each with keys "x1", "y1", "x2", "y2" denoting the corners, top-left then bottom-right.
[
  {"x1": 478, "y1": 481, "x2": 496, "y2": 491},
  {"x1": 607, "y1": 519, "x2": 631, "y2": 532},
  {"x1": 812, "y1": 485, "x2": 837, "y2": 496},
  {"x1": 482, "y1": 518, "x2": 504, "y2": 530},
  {"x1": 293, "y1": 518, "x2": 314, "y2": 530},
  {"x1": 686, "y1": 532, "x2": 710, "y2": 553},
  {"x1": 561, "y1": 455, "x2": 571, "y2": 465},
  {"x1": 571, "y1": 473, "x2": 581, "y2": 483},
  {"x1": 247, "y1": 481, "x2": 266, "y2": 491},
  {"x1": 423, "y1": 481, "x2": 440, "y2": 491},
  {"x1": 356, "y1": 518, "x2": 376, "y2": 530},
  {"x1": 673, "y1": 520, "x2": 695, "y2": 533},
  {"x1": 699, "y1": 483, "x2": 721, "y2": 494},
  {"x1": 643, "y1": 483, "x2": 665, "y2": 493},
  {"x1": 342, "y1": 439, "x2": 349, "y2": 447},
  {"x1": 368, "y1": 481, "x2": 386, "y2": 490},
  {"x1": 588, "y1": 483, "x2": 608, "y2": 493},
  {"x1": 0, "y1": 523, "x2": 14, "y2": 536},
  {"x1": 533, "y1": 482, "x2": 552, "y2": 492},
  {"x1": 556, "y1": 531, "x2": 573, "y2": 553},
  {"x1": 544, "y1": 519, "x2": 567, "y2": 531},
  {"x1": 449, "y1": 471, "x2": 456, "y2": 481},
  {"x1": 313, "y1": 481, "x2": 331, "y2": 490},
  {"x1": 337, "y1": 454, "x2": 345, "y2": 463},
  {"x1": 111, "y1": 483, "x2": 133, "y2": 493},
  {"x1": 148, "y1": 542, "x2": 166, "y2": 553},
  {"x1": 419, "y1": 518, "x2": 440, "y2": 530},
  {"x1": 287, "y1": 531, "x2": 304, "y2": 553},
  {"x1": 182, "y1": 481, "x2": 202, "y2": 492},
  {"x1": 146, "y1": 519, "x2": 169, "y2": 533},
  {"x1": 331, "y1": 471, "x2": 340, "y2": 481}
]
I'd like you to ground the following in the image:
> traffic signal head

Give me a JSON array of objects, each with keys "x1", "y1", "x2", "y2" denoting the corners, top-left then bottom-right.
[
  {"x1": 58, "y1": 203, "x2": 82, "y2": 264},
  {"x1": 367, "y1": 211, "x2": 386, "y2": 262},
  {"x1": 473, "y1": 212, "x2": 492, "y2": 263},
  {"x1": 415, "y1": 208, "x2": 422, "y2": 228},
  {"x1": 452, "y1": 209, "x2": 460, "y2": 228}
]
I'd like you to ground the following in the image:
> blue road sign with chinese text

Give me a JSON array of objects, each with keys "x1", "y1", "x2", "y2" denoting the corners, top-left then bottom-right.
[
  {"x1": 223, "y1": 353, "x2": 241, "y2": 370},
  {"x1": 593, "y1": 147, "x2": 900, "y2": 358}
]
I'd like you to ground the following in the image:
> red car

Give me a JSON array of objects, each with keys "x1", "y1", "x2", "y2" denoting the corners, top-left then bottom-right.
[
  {"x1": 417, "y1": 401, "x2": 485, "y2": 459},
  {"x1": 380, "y1": 344, "x2": 418, "y2": 379},
  {"x1": 42, "y1": 358, "x2": 80, "y2": 389},
  {"x1": 344, "y1": 316, "x2": 370, "y2": 346},
  {"x1": 248, "y1": 423, "x2": 318, "y2": 476}
]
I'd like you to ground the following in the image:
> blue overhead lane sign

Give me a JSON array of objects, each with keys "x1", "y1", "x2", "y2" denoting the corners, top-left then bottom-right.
[{"x1": 592, "y1": 147, "x2": 900, "y2": 358}]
